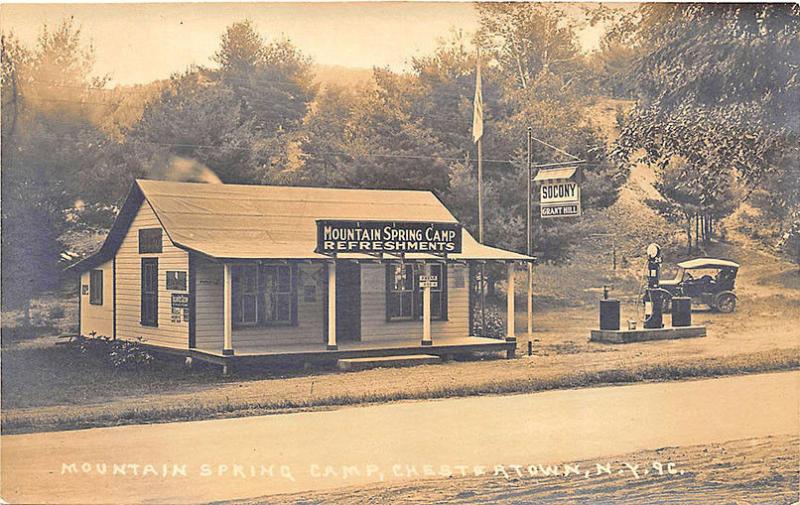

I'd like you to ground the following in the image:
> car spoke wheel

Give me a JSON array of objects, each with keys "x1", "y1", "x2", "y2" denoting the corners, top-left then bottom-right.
[{"x1": 716, "y1": 293, "x2": 736, "y2": 313}]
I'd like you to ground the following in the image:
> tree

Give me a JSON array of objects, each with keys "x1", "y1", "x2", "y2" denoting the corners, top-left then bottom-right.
[
  {"x1": 476, "y1": 2, "x2": 583, "y2": 92},
  {"x1": 584, "y1": 4, "x2": 641, "y2": 98},
  {"x1": 213, "y1": 19, "x2": 264, "y2": 76},
  {"x1": 615, "y1": 4, "x2": 800, "y2": 243},
  {"x1": 645, "y1": 158, "x2": 737, "y2": 254},
  {"x1": 125, "y1": 70, "x2": 256, "y2": 184},
  {"x1": 214, "y1": 21, "x2": 317, "y2": 135},
  {"x1": 1, "y1": 21, "x2": 124, "y2": 318}
]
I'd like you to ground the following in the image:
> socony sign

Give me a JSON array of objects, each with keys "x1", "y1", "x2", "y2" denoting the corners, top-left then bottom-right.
[{"x1": 540, "y1": 181, "x2": 579, "y2": 204}]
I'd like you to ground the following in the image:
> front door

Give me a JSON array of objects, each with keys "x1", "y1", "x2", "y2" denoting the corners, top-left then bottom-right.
[{"x1": 336, "y1": 262, "x2": 361, "y2": 342}]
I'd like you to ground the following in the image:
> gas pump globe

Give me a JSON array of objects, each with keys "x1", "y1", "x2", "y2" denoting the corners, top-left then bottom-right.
[{"x1": 644, "y1": 242, "x2": 665, "y2": 329}]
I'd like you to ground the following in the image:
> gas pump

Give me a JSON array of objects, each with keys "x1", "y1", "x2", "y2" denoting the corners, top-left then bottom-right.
[{"x1": 644, "y1": 243, "x2": 665, "y2": 329}]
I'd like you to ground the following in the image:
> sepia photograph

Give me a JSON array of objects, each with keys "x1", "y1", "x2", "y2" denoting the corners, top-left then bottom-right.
[{"x1": 0, "y1": 1, "x2": 798, "y2": 503}]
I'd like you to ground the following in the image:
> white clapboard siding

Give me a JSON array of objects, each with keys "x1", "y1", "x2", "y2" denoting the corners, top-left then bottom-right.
[
  {"x1": 80, "y1": 260, "x2": 114, "y2": 338},
  {"x1": 194, "y1": 256, "x2": 223, "y2": 350},
  {"x1": 194, "y1": 261, "x2": 325, "y2": 351},
  {"x1": 360, "y1": 263, "x2": 469, "y2": 342},
  {"x1": 115, "y1": 201, "x2": 189, "y2": 348}
]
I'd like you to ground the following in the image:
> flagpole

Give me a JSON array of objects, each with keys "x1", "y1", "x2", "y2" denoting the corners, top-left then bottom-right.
[
  {"x1": 478, "y1": 138, "x2": 484, "y2": 243},
  {"x1": 478, "y1": 127, "x2": 486, "y2": 337}
]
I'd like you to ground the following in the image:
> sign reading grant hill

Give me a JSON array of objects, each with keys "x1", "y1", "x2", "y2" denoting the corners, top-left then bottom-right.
[{"x1": 316, "y1": 220, "x2": 462, "y2": 255}]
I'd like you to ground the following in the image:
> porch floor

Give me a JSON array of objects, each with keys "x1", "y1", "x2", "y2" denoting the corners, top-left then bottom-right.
[{"x1": 189, "y1": 336, "x2": 515, "y2": 366}]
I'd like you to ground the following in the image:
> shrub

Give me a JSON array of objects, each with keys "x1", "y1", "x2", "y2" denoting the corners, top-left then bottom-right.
[
  {"x1": 47, "y1": 305, "x2": 66, "y2": 320},
  {"x1": 471, "y1": 304, "x2": 505, "y2": 339},
  {"x1": 70, "y1": 333, "x2": 153, "y2": 369}
]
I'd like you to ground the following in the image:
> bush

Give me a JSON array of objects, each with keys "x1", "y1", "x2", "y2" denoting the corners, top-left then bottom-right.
[
  {"x1": 70, "y1": 333, "x2": 153, "y2": 369},
  {"x1": 47, "y1": 305, "x2": 66, "y2": 320},
  {"x1": 471, "y1": 304, "x2": 505, "y2": 339}
]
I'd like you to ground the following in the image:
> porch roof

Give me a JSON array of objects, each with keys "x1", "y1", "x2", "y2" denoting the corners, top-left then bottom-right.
[{"x1": 137, "y1": 180, "x2": 531, "y2": 262}]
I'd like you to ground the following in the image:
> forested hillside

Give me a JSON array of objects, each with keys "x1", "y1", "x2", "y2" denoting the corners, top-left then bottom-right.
[{"x1": 2, "y1": 4, "x2": 798, "y2": 324}]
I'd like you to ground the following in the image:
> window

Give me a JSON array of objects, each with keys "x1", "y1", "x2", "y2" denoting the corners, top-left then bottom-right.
[
  {"x1": 232, "y1": 265, "x2": 259, "y2": 326},
  {"x1": 141, "y1": 258, "x2": 159, "y2": 326},
  {"x1": 387, "y1": 263, "x2": 416, "y2": 321},
  {"x1": 232, "y1": 264, "x2": 297, "y2": 328},
  {"x1": 386, "y1": 263, "x2": 448, "y2": 321},
  {"x1": 420, "y1": 263, "x2": 447, "y2": 320},
  {"x1": 89, "y1": 269, "x2": 103, "y2": 305},
  {"x1": 263, "y1": 265, "x2": 293, "y2": 324},
  {"x1": 139, "y1": 228, "x2": 162, "y2": 254},
  {"x1": 166, "y1": 271, "x2": 187, "y2": 291}
]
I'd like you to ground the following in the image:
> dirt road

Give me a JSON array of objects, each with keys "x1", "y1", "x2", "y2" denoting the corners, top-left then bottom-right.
[
  {"x1": 258, "y1": 435, "x2": 799, "y2": 504},
  {"x1": 2, "y1": 371, "x2": 797, "y2": 504}
]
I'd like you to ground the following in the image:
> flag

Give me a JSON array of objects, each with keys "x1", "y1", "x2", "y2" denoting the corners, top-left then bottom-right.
[{"x1": 472, "y1": 56, "x2": 483, "y2": 144}]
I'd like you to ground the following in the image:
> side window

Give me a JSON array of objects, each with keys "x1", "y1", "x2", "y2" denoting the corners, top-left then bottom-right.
[
  {"x1": 141, "y1": 258, "x2": 159, "y2": 326},
  {"x1": 89, "y1": 269, "x2": 103, "y2": 305},
  {"x1": 139, "y1": 228, "x2": 163, "y2": 254}
]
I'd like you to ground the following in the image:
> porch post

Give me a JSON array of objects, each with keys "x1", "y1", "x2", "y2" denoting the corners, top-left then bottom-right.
[
  {"x1": 327, "y1": 260, "x2": 337, "y2": 350},
  {"x1": 223, "y1": 263, "x2": 234, "y2": 355},
  {"x1": 506, "y1": 262, "x2": 516, "y2": 342},
  {"x1": 421, "y1": 262, "x2": 432, "y2": 346}
]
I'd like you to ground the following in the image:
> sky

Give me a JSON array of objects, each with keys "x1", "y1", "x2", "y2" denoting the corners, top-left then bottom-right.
[{"x1": 1, "y1": 2, "x2": 619, "y2": 87}]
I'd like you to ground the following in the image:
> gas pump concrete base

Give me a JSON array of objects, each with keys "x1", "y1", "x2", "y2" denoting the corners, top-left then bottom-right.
[
  {"x1": 589, "y1": 243, "x2": 707, "y2": 344},
  {"x1": 590, "y1": 326, "x2": 706, "y2": 344}
]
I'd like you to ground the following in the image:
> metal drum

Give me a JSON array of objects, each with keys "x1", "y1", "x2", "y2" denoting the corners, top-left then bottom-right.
[
  {"x1": 600, "y1": 299, "x2": 621, "y2": 331},
  {"x1": 672, "y1": 296, "x2": 692, "y2": 327}
]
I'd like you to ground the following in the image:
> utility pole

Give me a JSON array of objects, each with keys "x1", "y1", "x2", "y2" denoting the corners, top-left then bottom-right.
[
  {"x1": 526, "y1": 127, "x2": 534, "y2": 339},
  {"x1": 473, "y1": 47, "x2": 486, "y2": 334}
]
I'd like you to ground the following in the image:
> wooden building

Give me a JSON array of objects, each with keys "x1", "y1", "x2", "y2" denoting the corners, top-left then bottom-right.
[{"x1": 71, "y1": 180, "x2": 532, "y2": 370}]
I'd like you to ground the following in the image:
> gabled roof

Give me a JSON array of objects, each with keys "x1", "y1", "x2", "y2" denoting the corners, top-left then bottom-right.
[
  {"x1": 677, "y1": 258, "x2": 740, "y2": 269},
  {"x1": 70, "y1": 179, "x2": 531, "y2": 271},
  {"x1": 66, "y1": 183, "x2": 146, "y2": 272}
]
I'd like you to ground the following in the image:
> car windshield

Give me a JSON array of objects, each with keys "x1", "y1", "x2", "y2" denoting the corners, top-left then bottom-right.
[{"x1": 683, "y1": 268, "x2": 720, "y2": 281}]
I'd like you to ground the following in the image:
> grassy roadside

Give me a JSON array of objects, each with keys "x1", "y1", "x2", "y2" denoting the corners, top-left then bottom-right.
[{"x1": 3, "y1": 348, "x2": 797, "y2": 435}]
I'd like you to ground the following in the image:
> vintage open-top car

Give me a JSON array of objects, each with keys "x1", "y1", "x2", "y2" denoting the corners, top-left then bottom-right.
[{"x1": 658, "y1": 258, "x2": 740, "y2": 313}]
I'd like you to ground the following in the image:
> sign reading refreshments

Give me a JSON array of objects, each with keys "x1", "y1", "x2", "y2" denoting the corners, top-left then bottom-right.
[{"x1": 316, "y1": 220, "x2": 462, "y2": 255}]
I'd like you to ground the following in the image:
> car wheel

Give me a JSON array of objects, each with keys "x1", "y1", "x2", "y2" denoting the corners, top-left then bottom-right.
[{"x1": 715, "y1": 293, "x2": 736, "y2": 313}]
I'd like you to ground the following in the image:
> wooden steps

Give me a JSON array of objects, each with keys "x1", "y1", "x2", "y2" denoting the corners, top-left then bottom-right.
[{"x1": 337, "y1": 354, "x2": 442, "y2": 371}]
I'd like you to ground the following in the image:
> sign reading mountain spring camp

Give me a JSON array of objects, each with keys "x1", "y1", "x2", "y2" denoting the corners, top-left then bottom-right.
[{"x1": 316, "y1": 220, "x2": 462, "y2": 255}]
